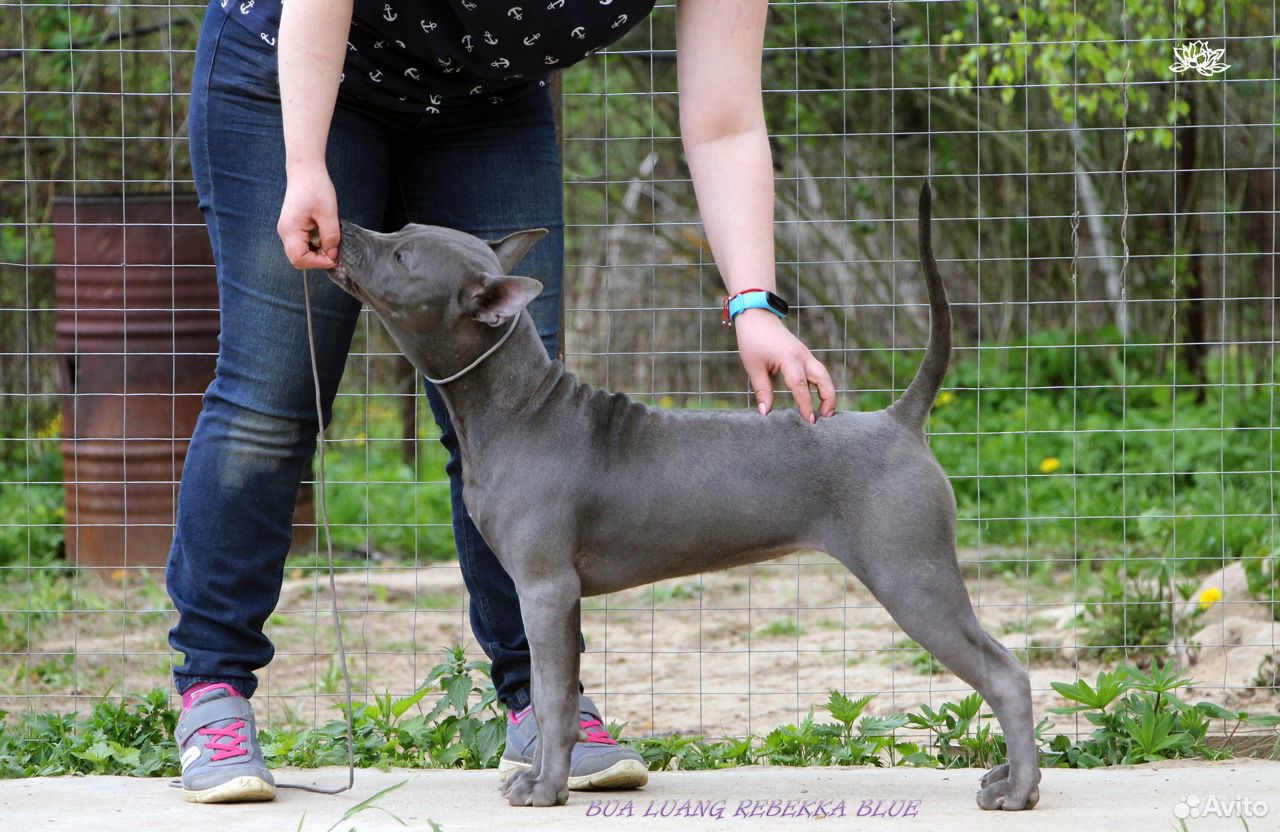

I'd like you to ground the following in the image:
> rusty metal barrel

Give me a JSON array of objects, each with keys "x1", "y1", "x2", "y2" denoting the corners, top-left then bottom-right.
[{"x1": 53, "y1": 194, "x2": 312, "y2": 568}]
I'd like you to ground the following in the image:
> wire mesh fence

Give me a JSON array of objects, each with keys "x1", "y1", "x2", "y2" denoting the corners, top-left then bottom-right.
[{"x1": 0, "y1": 0, "x2": 1276, "y2": 751}]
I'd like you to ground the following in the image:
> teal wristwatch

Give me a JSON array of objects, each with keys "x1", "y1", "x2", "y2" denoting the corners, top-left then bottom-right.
[{"x1": 722, "y1": 289, "x2": 789, "y2": 327}]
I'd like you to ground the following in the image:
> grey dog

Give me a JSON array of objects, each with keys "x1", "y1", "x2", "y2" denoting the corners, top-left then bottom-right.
[{"x1": 326, "y1": 185, "x2": 1041, "y2": 811}]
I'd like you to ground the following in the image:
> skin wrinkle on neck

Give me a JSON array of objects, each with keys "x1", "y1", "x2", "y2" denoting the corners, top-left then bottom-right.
[{"x1": 433, "y1": 312, "x2": 561, "y2": 460}]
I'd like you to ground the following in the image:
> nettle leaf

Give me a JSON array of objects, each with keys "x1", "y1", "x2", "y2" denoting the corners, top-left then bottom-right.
[
  {"x1": 1194, "y1": 701, "x2": 1239, "y2": 721},
  {"x1": 824, "y1": 690, "x2": 874, "y2": 726},
  {"x1": 859, "y1": 714, "x2": 910, "y2": 737},
  {"x1": 446, "y1": 674, "x2": 471, "y2": 715}
]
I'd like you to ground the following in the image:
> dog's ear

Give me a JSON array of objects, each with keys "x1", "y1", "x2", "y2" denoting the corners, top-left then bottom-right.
[
  {"x1": 485, "y1": 229, "x2": 548, "y2": 274},
  {"x1": 464, "y1": 274, "x2": 544, "y2": 327}
]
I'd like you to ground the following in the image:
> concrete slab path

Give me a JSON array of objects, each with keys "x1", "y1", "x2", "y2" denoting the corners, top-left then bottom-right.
[{"x1": 3, "y1": 759, "x2": 1277, "y2": 831}]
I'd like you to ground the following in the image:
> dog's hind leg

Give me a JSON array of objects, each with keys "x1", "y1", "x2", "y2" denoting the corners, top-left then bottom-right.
[{"x1": 835, "y1": 546, "x2": 1041, "y2": 810}]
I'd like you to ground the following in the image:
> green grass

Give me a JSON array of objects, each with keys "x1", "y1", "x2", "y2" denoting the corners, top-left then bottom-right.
[
  {"x1": 4, "y1": 331, "x2": 1278, "y2": 584},
  {"x1": 3, "y1": 652, "x2": 1275, "y2": 779},
  {"x1": 888, "y1": 638, "x2": 946, "y2": 675},
  {"x1": 920, "y1": 331, "x2": 1280, "y2": 574},
  {"x1": 754, "y1": 618, "x2": 804, "y2": 639},
  {"x1": 0, "y1": 446, "x2": 65, "y2": 568},
  {"x1": 0, "y1": 566, "x2": 109, "y2": 653}
]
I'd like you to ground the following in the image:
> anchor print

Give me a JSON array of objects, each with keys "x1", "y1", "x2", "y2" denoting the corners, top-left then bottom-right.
[
  {"x1": 368, "y1": 69, "x2": 383, "y2": 83},
  {"x1": 425, "y1": 105, "x2": 439, "y2": 114},
  {"x1": 395, "y1": 40, "x2": 406, "y2": 49},
  {"x1": 483, "y1": 31, "x2": 499, "y2": 45},
  {"x1": 462, "y1": 34, "x2": 473, "y2": 51},
  {"x1": 429, "y1": 94, "x2": 442, "y2": 106},
  {"x1": 404, "y1": 67, "x2": 420, "y2": 80},
  {"x1": 420, "y1": 19, "x2": 437, "y2": 33},
  {"x1": 259, "y1": 32, "x2": 275, "y2": 46},
  {"x1": 461, "y1": 0, "x2": 476, "y2": 9},
  {"x1": 443, "y1": 64, "x2": 462, "y2": 74},
  {"x1": 382, "y1": 3, "x2": 397, "y2": 22},
  {"x1": 348, "y1": 41, "x2": 357, "y2": 52},
  {"x1": 547, "y1": 0, "x2": 564, "y2": 9},
  {"x1": 469, "y1": 85, "x2": 485, "y2": 95},
  {"x1": 238, "y1": 0, "x2": 253, "y2": 14},
  {"x1": 612, "y1": 14, "x2": 627, "y2": 28},
  {"x1": 508, "y1": 6, "x2": 523, "y2": 20},
  {"x1": 543, "y1": 55, "x2": 559, "y2": 65},
  {"x1": 523, "y1": 33, "x2": 540, "y2": 46},
  {"x1": 489, "y1": 95, "x2": 503, "y2": 104},
  {"x1": 491, "y1": 57, "x2": 510, "y2": 69},
  {"x1": 437, "y1": 56, "x2": 453, "y2": 66},
  {"x1": 600, "y1": 0, "x2": 613, "y2": 4},
  {"x1": 570, "y1": 26, "x2": 586, "y2": 39},
  {"x1": 374, "y1": 40, "x2": 385, "y2": 49}
]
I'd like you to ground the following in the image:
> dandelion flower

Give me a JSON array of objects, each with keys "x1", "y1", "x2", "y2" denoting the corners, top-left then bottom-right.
[
  {"x1": 936, "y1": 391, "x2": 955, "y2": 407},
  {"x1": 1197, "y1": 587, "x2": 1223, "y2": 610},
  {"x1": 1039, "y1": 457, "x2": 1061, "y2": 474}
]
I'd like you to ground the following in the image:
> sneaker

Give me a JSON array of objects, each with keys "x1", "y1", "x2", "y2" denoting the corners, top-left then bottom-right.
[
  {"x1": 498, "y1": 693, "x2": 648, "y2": 790},
  {"x1": 175, "y1": 683, "x2": 276, "y2": 803}
]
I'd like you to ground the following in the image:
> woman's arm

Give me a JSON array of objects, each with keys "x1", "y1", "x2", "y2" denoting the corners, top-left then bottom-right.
[
  {"x1": 675, "y1": 0, "x2": 835, "y2": 421},
  {"x1": 276, "y1": 0, "x2": 353, "y2": 269}
]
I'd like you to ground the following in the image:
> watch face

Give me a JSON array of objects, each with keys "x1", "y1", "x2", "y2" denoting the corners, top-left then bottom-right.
[{"x1": 765, "y1": 293, "x2": 789, "y2": 316}]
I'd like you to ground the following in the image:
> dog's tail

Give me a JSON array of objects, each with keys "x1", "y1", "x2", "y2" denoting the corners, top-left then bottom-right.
[{"x1": 886, "y1": 183, "x2": 951, "y2": 434}]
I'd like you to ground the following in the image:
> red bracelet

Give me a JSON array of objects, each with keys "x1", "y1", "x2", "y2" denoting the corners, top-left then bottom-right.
[{"x1": 721, "y1": 288, "x2": 771, "y2": 327}]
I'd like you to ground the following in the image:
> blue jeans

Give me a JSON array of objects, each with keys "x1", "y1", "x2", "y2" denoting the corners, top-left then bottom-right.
[{"x1": 166, "y1": 2, "x2": 565, "y2": 710}]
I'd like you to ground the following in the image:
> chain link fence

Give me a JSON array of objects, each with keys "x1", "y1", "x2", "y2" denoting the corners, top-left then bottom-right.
[{"x1": 0, "y1": 0, "x2": 1276, "y2": 746}]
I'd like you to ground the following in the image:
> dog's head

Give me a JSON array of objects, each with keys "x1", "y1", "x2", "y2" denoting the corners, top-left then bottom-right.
[{"x1": 329, "y1": 220, "x2": 546, "y2": 346}]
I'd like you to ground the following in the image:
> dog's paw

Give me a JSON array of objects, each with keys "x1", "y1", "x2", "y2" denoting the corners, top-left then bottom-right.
[
  {"x1": 500, "y1": 769, "x2": 535, "y2": 799},
  {"x1": 505, "y1": 774, "x2": 569, "y2": 807},
  {"x1": 976, "y1": 772, "x2": 1040, "y2": 811},
  {"x1": 979, "y1": 763, "x2": 1010, "y2": 789}
]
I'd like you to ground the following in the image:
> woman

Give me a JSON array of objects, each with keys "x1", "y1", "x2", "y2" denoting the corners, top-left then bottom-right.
[{"x1": 167, "y1": 0, "x2": 836, "y2": 803}]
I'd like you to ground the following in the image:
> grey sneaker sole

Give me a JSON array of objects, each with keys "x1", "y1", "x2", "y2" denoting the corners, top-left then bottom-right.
[
  {"x1": 182, "y1": 775, "x2": 276, "y2": 804},
  {"x1": 498, "y1": 757, "x2": 649, "y2": 790}
]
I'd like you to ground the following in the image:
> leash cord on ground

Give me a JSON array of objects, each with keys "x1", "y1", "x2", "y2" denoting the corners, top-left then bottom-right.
[
  {"x1": 269, "y1": 270, "x2": 357, "y2": 795},
  {"x1": 166, "y1": 270, "x2": 358, "y2": 796}
]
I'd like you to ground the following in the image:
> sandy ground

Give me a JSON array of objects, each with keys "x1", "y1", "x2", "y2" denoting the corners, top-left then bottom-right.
[
  {"x1": 2, "y1": 760, "x2": 1279, "y2": 831},
  {"x1": 3, "y1": 551, "x2": 1277, "y2": 744}
]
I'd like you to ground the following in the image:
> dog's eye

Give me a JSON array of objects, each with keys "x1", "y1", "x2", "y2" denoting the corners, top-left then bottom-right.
[{"x1": 394, "y1": 250, "x2": 407, "y2": 266}]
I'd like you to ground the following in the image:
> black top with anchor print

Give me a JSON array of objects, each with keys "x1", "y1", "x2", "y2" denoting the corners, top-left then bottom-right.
[{"x1": 219, "y1": 0, "x2": 656, "y2": 115}]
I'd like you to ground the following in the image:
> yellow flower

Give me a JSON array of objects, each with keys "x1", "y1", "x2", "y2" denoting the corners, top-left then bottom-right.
[
  {"x1": 935, "y1": 391, "x2": 955, "y2": 407},
  {"x1": 1197, "y1": 587, "x2": 1223, "y2": 610},
  {"x1": 1039, "y1": 457, "x2": 1061, "y2": 474},
  {"x1": 37, "y1": 412, "x2": 62, "y2": 440},
  {"x1": 658, "y1": 395, "x2": 675, "y2": 409}
]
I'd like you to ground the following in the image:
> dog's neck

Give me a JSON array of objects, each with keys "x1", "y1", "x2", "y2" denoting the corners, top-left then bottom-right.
[{"x1": 420, "y1": 311, "x2": 562, "y2": 434}]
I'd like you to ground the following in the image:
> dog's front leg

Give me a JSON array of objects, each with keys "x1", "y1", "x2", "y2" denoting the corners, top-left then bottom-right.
[{"x1": 501, "y1": 573, "x2": 582, "y2": 807}]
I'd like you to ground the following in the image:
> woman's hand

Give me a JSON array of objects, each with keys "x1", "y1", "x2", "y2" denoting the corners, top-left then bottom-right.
[
  {"x1": 277, "y1": 165, "x2": 340, "y2": 270},
  {"x1": 734, "y1": 309, "x2": 836, "y2": 423}
]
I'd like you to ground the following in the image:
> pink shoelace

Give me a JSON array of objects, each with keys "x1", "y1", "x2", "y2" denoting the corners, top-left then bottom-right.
[
  {"x1": 579, "y1": 716, "x2": 617, "y2": 745},
  {"x1": 198, "y1": 721, "x2": 250, "y2": 762}
]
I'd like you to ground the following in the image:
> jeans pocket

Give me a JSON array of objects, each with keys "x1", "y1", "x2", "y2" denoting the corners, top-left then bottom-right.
[{"x1": 206, "y1": 11, "x2": 282, "y2": 103}]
